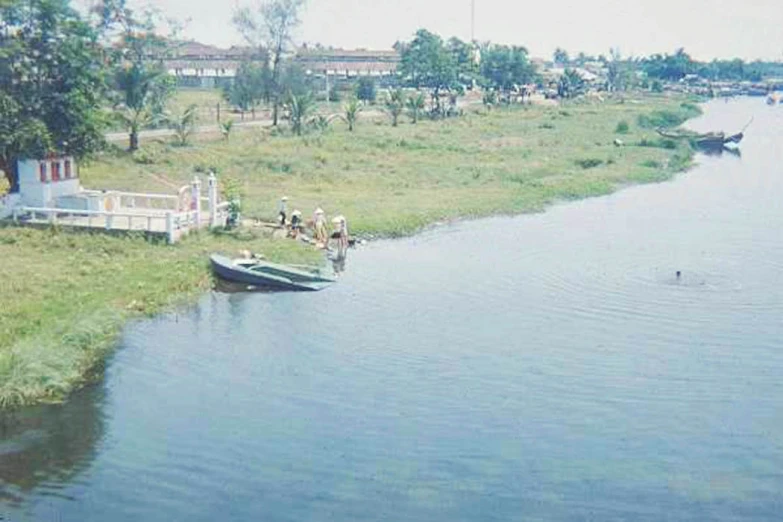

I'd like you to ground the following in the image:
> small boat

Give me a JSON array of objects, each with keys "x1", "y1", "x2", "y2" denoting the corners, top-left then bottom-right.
[
  {"x1": 210, "y1": 254, "x2": 335, "y2": 291},
  {"x1": 694, "y1": 131, "x2": 743, "y2": 149},
  {"x1": 657, "y1": 125, "x2": 747, "y2": 150}
]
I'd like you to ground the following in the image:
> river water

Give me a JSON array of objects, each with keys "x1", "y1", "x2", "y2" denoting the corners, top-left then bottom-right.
[{"x1": 2, "y1": 98, "x2": 782, "y2": 521}]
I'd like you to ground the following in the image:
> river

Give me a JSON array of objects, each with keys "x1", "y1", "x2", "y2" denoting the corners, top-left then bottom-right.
[{"x1": 2, "y1": 97, "x2": 782, "y2": 521}]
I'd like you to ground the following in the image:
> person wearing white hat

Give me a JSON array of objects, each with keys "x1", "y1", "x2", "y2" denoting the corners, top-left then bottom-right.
[
  {"x1": 277, "y1": 196, "x2": 288, "y2": 226},
  {"x1": 332, "y1": 215, "x2": 349, "y2": 249},
  {"x1": 313, "y1": 207, "x2": 327, "y2": 246}
]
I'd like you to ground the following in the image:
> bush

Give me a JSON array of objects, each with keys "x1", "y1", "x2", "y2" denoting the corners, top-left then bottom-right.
[
  {"x1": 641, "y1": 159, "x2": 662, "y2": 168},
  {"x1": 356, "y1": 77, "x2": 376, "y2": 104},
  {"x1": 615, "y1": 120, "x2": 630, "y2": 134},
  {"x1": 637, "y1": 110, "x2": 687, "y2": 129},
  {"x1": 329, "y1": 85, "x2": 342, "y2": 103},
  {"x1": 575, "y1": 158, "x2": 604, "y2": 169},
  {"x1": 638, "y1": 138, "x2": 677, "y2": 150},
  {"x1": 132, "y1": 148, "x2": 160, "y2": 165}
]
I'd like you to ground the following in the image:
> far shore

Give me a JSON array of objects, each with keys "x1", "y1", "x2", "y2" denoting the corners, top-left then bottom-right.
[{"x1": 0, "y1": 91, "x2": 701, "y2": 409}]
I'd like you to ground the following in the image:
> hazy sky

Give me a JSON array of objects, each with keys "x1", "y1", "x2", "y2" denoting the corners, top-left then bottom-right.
[{"x1": 84, "y1": 0, "x2": 783, "y2": 61}]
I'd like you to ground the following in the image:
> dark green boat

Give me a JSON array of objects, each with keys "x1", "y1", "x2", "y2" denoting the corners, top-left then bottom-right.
[{"x1": 210, "y1": 254, "x2": 335, "y2": 292}]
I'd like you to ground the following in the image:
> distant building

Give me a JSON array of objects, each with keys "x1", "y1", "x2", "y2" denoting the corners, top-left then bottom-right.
[
  {"x1": 164, "y1": 42, "x2": 257, "y2": 88},
  {"x1": 164, "y1": 42, "x2": 401, "y2": 89},
  {"x1": 295, "y1": 48, "x2": 400, "y2": 79}
]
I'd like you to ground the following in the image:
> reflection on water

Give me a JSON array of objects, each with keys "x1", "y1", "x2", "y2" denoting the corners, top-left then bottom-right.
[
  {"x1": 0, "y1": 385, "x2": 104, "y2": 507},
  {"x1": 2, "y1": 97, "x2": 783, "y2": 521},
  {"x1": 699, "y1": 145, "x2": 742, "y2": 158},
  {"x1": 329, "y1": 244, "x2": 349, "y2": 276}
]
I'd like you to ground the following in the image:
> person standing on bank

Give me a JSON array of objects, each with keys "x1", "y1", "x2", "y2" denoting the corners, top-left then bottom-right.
[
  {"x1": 334, "y1": 215, "x2": 349, "y2": 249},
  {"x1": 313, "y1": 207, "x2": 327, "y2": 246},
  {"x1": 277, "y1": 196, "x2": 288, "y2": 226},
  {"x1": 290, "y1": 209, "x2": 302, "y2": 238}
]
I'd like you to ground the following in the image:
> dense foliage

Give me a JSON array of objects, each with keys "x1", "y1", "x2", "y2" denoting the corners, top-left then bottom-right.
[
  {"x1": 480, "y1": 45, "x2": 538, "y2": 91},
  {"x1": 0, "y1": 0, "x2": 107, "y2": 190}
]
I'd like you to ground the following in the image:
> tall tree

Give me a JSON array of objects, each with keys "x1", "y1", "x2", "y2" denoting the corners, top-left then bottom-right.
[
  {"x1": 447, "y1": 37, "x2": 479, "y2": 85},
  {"x1": 223, "y1": 60, "x2": 270, "y2": 115},
  {"x1": 606, "y1": 47, "x2": 632, "y2": 92},
  {"x1": 399, "y1": 29, "x2": 458, "y2": 115},
  {"x1": 557, "y1": 69, "x2": 585, "y2": 98},
  {"x1": 233, "y1": 0, "x2": 306, "y2": 126},
  {"x1": 642, "y1": 48, "x2": 694, "y2": 81},
  {"x1": 0, "y1": 0, "x2": 107, "y2": 191},
  {"x1": 95, "y1": 0, "x2": 175, "y2": 152},
  {"x1": 480, "y1": 45, "x2": 538, "y2": 92}
]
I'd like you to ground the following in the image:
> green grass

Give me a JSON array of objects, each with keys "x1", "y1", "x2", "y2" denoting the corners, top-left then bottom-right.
[
  {"x1": 1, "y1": 92, "x2": 700, "y2": 408},
  {"x1": 86, "y1": 93, "x2": 698, "y2": 237},
  {"x1": 0, "y1": 227, "x2": 320, "y2": 408}
]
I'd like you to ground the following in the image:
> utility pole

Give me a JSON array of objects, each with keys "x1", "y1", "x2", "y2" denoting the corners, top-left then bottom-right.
[{"x1": 471, "y1": 0, "x2": 475, "y2": 42}]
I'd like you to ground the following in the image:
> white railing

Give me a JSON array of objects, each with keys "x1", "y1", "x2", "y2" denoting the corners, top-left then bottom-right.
[
  {"x1": 12, "y1": 206, "x2": 193, "y2": 243},
  {"x1": 115, "y1": 191, "x2": 179, "y2": 211},
  {"x1": 9, "y1": 173, "x2": 232, "y2": 243}
]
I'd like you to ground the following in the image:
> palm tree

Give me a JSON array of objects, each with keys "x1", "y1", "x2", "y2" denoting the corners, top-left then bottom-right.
[
  {"x1": 385, "y1": 89, "x2": 405, "y2": 127},
  {"x1": 114, "y1": 65, "x2": 170, "y2": 152},
  {"x1": 286, "y1": 91, "x2": 315, "y2": 136},
  {"x1": 168, "y1": 104, "x2": 198, "y2": 146},
  {"x1": 558, "y1": 69, "x2": 585, "y2": 99},
  {"x1": 220, "y1": 119, "x2": 234, "y2": 141},
  {"x1": 406, "y1": 92, "x2": 426, "y2": 123},
  {"x1": 344, "y1": 98, "x2": 361, "y2": 131}
]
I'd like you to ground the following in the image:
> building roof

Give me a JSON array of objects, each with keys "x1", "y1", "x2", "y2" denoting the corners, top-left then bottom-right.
[
  {"x1": 300, "y1": 60, "x2": 398, "y2": 73},
  {"x1": 296, "y1": 48, "x2": 400, "y2": 61},
  {"x1": 168, "y1": 41, "x2": 258, "y2": 60},
  {"x1": 167, "y1": 60, "x2": 242, "y2": 71}
]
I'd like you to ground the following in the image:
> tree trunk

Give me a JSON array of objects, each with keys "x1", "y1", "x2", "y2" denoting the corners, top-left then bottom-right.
[
  {"x1": 0, "y1": 157, "x2": 18, "y2": 193},
  {"x1": 272, "y1": 99, "x2": 279, "y2": 126},
  {"x1": 129, "y1": 130, "x2": 139, "y2": 152}
]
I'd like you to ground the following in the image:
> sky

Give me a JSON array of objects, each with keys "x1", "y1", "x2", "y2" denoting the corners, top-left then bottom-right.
[{"x1": 79, "y1": 0, "x2": 783, "y2": 61}]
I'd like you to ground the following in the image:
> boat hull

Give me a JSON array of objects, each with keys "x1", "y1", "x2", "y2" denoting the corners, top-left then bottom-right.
[{"x1": 210, "y1": 255, "x2": 332, "y2": 291}]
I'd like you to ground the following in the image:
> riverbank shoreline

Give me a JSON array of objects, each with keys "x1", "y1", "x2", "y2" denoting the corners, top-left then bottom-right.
[{"x1": 0, "y1": 92, "x2": 702, "y2": 409}]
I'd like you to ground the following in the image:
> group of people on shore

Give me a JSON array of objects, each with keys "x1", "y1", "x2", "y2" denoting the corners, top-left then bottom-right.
[{"x1": 277, "y1": 196, "x2": 349, "y2": 250}]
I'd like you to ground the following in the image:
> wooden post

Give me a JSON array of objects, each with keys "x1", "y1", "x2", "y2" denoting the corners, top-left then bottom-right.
[
  {"x1": 191, "y1": 176, "x2": 202, "y2": 229},
  {"x1": 217, "y1": 102, "x2": 221, "y2": 123},
  {"x1": 208, "y1": 171, "x2": 218, "y2": 228},
  {"x1": 166, "y1": 212, "x2": 175, "y2": 244}
]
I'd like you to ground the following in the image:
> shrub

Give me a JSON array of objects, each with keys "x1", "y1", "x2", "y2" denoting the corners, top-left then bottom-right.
[
  {"x1": 356, "y1": 77, "x2": 376, "y2": 104},
  {"x1": 615, "y1": 120, "x2": 630, "y2": 134},
  {"x1": 638, "y1": 138, "x2": 677, "y2": 150},
  {"x1": 637, "y1": 110, "x2": 687, "y2": 129},
  {"x1": 575, "y1": 158, "x2": 604, "y2": 169}
]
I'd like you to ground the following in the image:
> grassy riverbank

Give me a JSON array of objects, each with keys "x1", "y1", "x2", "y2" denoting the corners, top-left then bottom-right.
[{"x1": 1, "y1": 93, "x2": 700, "y2": 408}]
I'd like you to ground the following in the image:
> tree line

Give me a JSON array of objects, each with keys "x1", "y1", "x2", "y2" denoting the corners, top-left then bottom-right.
[
  {"x1": 553, "y1": 46, "x2": 783, "y2": 83},
  {"x1": 3, "y1": 0, "x2": 782, "y2": 192}
]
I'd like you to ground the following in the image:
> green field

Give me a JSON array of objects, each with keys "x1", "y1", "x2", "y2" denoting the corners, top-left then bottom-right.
[{"x1": 0, "y1": 92, "x2": 699, "y2": 408}]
